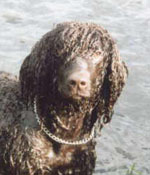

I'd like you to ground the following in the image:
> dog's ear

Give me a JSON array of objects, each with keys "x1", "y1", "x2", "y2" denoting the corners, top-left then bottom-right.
[
  {"x1": 19, "y1": 54, "x2": 35, "y2": 105},
  {"x1": 101, "y1": 46, "x2": 128, "y2": 124}
]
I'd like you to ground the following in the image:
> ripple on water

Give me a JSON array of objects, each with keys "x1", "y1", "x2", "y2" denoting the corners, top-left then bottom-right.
[{"x1": 0, "y1": 0, "x2": 150, "y2": 174}]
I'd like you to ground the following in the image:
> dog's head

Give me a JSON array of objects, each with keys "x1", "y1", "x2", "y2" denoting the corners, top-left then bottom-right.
[{"x1": 20, "y1": 22, "x2": 128, "y2": 122}]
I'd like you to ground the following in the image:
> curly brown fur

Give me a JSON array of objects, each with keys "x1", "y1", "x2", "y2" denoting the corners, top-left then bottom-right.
[{"x1": 0, "y1": 22, "x2": 128, "y2": 175}]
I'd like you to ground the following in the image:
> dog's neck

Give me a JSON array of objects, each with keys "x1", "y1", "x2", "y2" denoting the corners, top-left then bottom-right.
[{"x1": 36, "y1": 95, "x2": 95, "y2": 141}]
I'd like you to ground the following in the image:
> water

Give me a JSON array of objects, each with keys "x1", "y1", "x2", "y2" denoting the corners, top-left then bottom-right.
[{"x1": 0, "y1": 0, "x2": 150, "y2": 174}]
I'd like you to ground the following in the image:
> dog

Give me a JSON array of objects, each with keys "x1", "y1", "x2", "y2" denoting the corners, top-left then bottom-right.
[{"x1": 0, "y1": 22, "x2": 128, "y2": 175}]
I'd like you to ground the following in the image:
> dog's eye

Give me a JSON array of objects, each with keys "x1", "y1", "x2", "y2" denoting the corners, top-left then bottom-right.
[
  {"x1": 69, "y1": 80, "x2": 76, "y2": 86},
  {"x1": 80, "y1": 81, "x2": 86, "y2": 86}
]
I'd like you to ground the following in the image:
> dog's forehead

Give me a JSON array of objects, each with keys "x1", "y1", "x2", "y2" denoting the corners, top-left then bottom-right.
[
  {"x1": 63, "y1": 57, "x2": 88, "y2": 71},
  {"x1": 68, "y1": 70, "x2": 91, "y2": 80},
  {"x1": 72, "y1": 57, "x2": 88, "y2": 69},
  {"x1": 60, "y1": 53, "x2": 104, "y2": 76}
]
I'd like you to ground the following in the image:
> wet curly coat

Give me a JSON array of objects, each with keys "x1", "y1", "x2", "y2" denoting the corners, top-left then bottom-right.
[{"x1": 0, "y1": 22, "x2": 128, "y2": 175}]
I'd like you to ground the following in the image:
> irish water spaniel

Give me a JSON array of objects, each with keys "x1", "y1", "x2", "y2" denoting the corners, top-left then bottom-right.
[{"x1": 0, "y1": 22, "x2": 128, "y2": 175}]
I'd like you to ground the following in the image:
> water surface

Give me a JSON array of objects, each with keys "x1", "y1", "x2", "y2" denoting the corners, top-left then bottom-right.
[{"x1": 0, "y1": 0, "x2": 150, "y2": 174}]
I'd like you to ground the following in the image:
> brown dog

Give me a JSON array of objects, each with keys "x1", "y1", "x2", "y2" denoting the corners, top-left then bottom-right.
[{"x1": 0, "y1": 22, "x2": 128, "y2": 175}]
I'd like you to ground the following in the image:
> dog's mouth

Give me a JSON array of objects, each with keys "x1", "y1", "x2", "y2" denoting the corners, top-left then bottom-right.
[
  {"x1": 70, "y1": 92, "x2": 90, "y2": 101},
  {"x1": 59, "y1": 88, "x2": 90, "y2": 101},
  {"x1": 72, "y1": 94, "x2": 82, "y2": 100}
]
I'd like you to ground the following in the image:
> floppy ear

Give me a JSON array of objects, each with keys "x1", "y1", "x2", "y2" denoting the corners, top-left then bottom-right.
[
  {"x1": 100, "y1": 44, "x2": 128, "y2": 124},
  {"x1": 91, "y1": 43, "x2": 128, "y2": 130},
  {"x1": 19, "y1": 31, "x2": 59, "y2": 106},
  {"x1": 19, "y1": 54, "x2": 36, "y2": 105}
]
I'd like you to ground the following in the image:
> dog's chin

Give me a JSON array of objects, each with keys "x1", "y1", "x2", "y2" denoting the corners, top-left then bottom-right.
[
  {"x1": 72, "y1": 95, "x2": 83, "y2": 101},
  {"x1": 59, "y1": 89, "x2": 90, "y2": 102},
  {"x1": 66, "y1": 93, "x2": 90, "y2": 102}
]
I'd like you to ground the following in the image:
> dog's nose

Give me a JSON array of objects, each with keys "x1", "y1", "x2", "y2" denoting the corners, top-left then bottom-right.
[{"x1": 69, "y1": 79, "x2": 87, "y2": 90}]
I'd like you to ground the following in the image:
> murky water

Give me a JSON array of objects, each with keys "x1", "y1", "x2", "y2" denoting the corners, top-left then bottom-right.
[{"x1": 0, "y1": 0, "x2": 150, "y2": 174}]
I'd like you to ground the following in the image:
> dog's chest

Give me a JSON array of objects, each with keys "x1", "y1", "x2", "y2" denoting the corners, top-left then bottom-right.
[
  {"x1": 26, "y1": 128, "x2": 90, "y2": 169},
  {"x1": 17, "y1": 103, "x2": 96, "y2": 174},
  {"x1": 48, "y1": 102, "x2": 93, "y2": 139}
]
